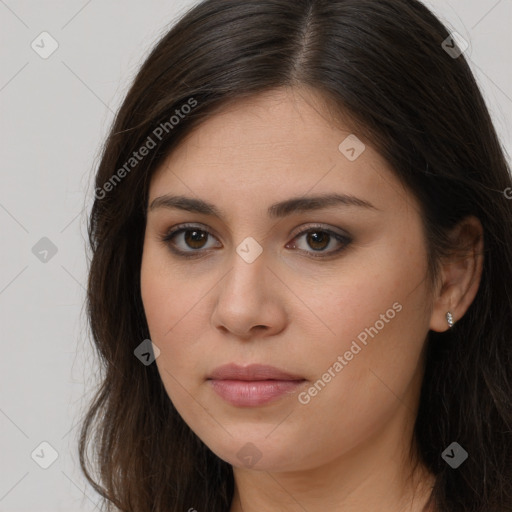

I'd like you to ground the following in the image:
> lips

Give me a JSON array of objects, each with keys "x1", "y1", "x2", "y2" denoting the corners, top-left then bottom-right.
[
  {"x1": 207, "y1": 363, "x2": 306, "y2": 407},
  {"x1": 207, "y1": 363, "x2": 304, "y2": 381}
]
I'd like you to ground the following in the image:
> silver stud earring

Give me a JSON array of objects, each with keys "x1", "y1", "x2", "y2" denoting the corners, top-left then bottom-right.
[{"x1": 446, "y1": 311, "x2": 454, "y2": 328}]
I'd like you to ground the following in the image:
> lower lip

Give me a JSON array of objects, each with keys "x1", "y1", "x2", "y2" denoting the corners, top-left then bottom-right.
[{"x1": 208, "y1": 379, "x2": 305, "y2": 407}]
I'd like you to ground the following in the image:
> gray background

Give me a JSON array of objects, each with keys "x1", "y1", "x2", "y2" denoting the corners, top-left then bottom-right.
[{"x1": 0, "y1": 1, "x2": 510, "y2": 510}]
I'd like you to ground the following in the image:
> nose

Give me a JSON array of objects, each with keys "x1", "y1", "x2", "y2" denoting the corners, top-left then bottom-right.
[{"x1": 210, "y1": 247, "x2": 287, "y2": 340}]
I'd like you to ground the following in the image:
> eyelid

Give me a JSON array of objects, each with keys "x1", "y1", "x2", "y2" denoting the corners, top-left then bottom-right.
[{"x1": 288, "y1": 222, "x2": 350, "y2": 240}]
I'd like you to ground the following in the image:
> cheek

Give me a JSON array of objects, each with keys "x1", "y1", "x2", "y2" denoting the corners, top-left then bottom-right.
[
  {"x1": 302, "y1": 231, "x2": 431, "y2": 395},
  {"x1": 140, "y1": 244, "x2": 213, "y2": 387},
  {"x1": 315, "y1": 247, "x2": 424, "y2": 331},
  {"x1": 140, "y1": 255, "x2": 202, "y2": 425},
  {"x1": 141, "y1": 243, "x2": 199, "y2": 341},
  {"x1": 281, "y1": 247, "x2": 430, "y2": 465}
]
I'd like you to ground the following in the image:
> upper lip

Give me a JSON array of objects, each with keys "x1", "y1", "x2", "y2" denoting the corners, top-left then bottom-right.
[{"x1": 208, "y1": 363, "x2": 305, "y2": 381}]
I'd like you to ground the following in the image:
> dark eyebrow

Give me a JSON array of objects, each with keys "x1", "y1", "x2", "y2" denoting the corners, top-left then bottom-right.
[{"x1": 148, "y1": 193, "x2": 378, "y2": 219}]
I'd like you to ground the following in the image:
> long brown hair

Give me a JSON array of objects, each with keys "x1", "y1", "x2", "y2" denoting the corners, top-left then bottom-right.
[{"x1": 80, "y1": 1, "x2": 512, "y2": 510}]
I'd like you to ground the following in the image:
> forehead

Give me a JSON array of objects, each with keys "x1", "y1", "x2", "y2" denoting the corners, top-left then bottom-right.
[{"x1": 148, "y1": 87, "x2": 413, "y2": 217}]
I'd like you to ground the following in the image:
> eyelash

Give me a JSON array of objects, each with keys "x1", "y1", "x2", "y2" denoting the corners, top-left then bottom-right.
[{"x1": 160, "y1": 223, "x2": 352, "y2": 259}]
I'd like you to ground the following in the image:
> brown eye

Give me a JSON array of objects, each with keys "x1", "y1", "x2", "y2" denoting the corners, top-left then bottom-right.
[
  {"x1": 286, "y1": 226, "x2": 352, "y2": 258},
  {"x1": 161, "y1": 225, "x2": 221, "y2": 255},
  {"x1": 183, "y1": 229, "x2": 209, "y2": 249},
  {"x1": 305, "y1": 231, "x2": 330, "y2": 251}
]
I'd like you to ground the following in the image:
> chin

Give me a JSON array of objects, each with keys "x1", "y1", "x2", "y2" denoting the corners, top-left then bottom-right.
[{"x1": 202, "y1": 433, "x2": 312, "y2": 472}]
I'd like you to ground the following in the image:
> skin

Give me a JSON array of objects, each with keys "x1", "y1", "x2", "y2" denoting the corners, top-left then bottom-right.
[{"x1": 140, "y1": 86, "x2": 483, "y2": 512}]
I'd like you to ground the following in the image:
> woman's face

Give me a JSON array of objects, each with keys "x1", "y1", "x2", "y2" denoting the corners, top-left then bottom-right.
[{"x1": 141, "y1": 87, "x2": 435, "y2": 472}]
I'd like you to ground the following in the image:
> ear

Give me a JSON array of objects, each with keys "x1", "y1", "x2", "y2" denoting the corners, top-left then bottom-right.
[{"x1": 429, "y1": 216, "x2": 484, "y2": 332}]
